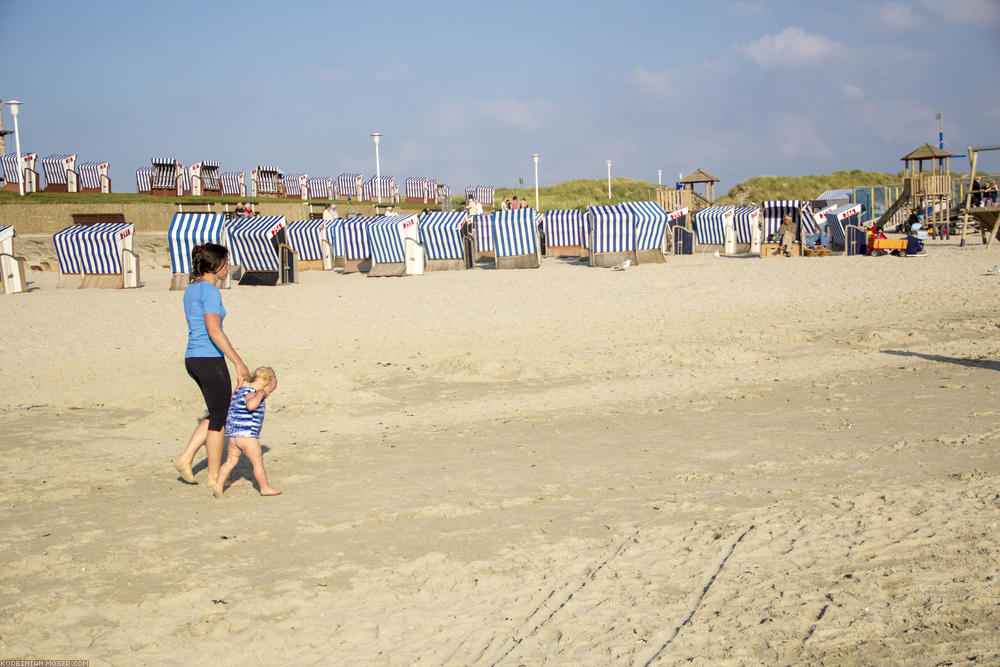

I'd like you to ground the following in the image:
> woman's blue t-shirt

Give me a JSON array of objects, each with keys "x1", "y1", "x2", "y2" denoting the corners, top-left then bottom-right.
[{"x1": 184, "y1": 281, "x2": 226, "y2": 358}]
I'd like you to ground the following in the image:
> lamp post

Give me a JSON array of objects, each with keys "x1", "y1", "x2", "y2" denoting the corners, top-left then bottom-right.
[
  {"x1": 658, "y1": 169, "x2": 662, "y2": 186},
  {"x1": 532, "y1": 154, "x2": 540, "y2": 210},
  {"x1": 370, "y1": 132, "x2": 382, "y2": 203},
  {"x1": 605, "y1": 160, "x2": 612, "y2": 200},
  {"x1": 8, "y1": 100, "x2": 23, "y2": 196}
]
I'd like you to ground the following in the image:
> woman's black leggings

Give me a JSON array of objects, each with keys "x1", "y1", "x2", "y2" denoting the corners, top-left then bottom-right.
[{"x1": 185, "y1": 357, "x2": 231, "y2": 431}]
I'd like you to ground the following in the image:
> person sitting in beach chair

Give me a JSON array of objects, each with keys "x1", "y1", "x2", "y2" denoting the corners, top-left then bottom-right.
[
  {"x1": 778, "y1": 214, "x2": 797, "y2": 257},
  {"x1": 804, "y1": 217, "x2": 831, "y2": 252}
]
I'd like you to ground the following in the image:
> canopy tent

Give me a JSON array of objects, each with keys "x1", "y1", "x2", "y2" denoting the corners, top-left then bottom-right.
[
  {"x1": 187, "y1": 161, "x2": 221, "y2": 196},
  {"x1": 621, "y1": 200, "x2": 669, "y2": 263},
  {"x1": 251, "y1": 165, "x2": 283, "y2": 197},
  {"x1": 368, "y1": 214, "x2": 423, "y2": 277},
  {"x1": 1, "y1": 153, "x2": 38, "y2": 193},
  {"x1": 285, "y1": 218, "x2": 328, "y2": 269},
  {"x1": 418, "y1": 211, "x2": 468, "y2": 271},
  {"x1": 78, "y1": 162, "x2": 110, "y2": 192},
  {"x1": 465, "y1": 185, "x2": 495, "y2": 207},
  {"x1": 42, "y1": 154, "x2": 76, "y2": 191},
  {"x1": 53, "y1": 221, "x2": 139, "y2": 289},
  {"x1": 150, "y1": 157, "x2": 182, "y2": 195},
  {"x1": 335, "y1": 173, "x2": 363, "y2": 200},
  {"x1": 542, "y1": 209, "x2": 586, "y2": 258},
  {"x1": 362, "y1": 175, "x2": 394, "y2": 202},
  {"x1": 220, "y1": 171, "x2": 246, "y2": 197},
  {"x1": 307, "y1": 176, "x2": 333, "y2": 200},
  {"x1": 167, "y1": 213, "x2": 230, "y2": 290},
  {"x1": 283, "y1": 172, "x2": 308, "y2": 200},
  {"x1": 0, "y1": 225, "x2": 26, "y2": 294},
  {"x1": 491, "y1": 208, "x2": 540, "y2": 269},
  {"x1": 587, "y1": 204, "x2": 635, "y2": 267}
]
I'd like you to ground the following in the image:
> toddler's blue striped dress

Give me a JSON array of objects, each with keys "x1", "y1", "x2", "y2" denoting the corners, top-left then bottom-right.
[{"x1": 226, "y1": 385, "x2": 266, "y2": 437}]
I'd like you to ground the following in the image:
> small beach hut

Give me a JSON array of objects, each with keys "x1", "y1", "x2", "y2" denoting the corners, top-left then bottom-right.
[
  {"x1": 622, "y1": 200, "x2": 670, "y2": 263},
  {"x1": 587, "y1": 204, "x2": 635, "y2": 268},
  {"x1": 53, "y1": 222, "x2": 139, "y2": 289},
  {"x1": 251, "y1": 165, "x2": 284, "y2": 198},
  {"x1": 367, "y1": 213, "x2": 423, "y2": 277},
  {"x1": 188, "y1": 161, "x2": 221, "y2": 197},
  {"x1": 669, "y1": 207, "x2": 692, "y2": 254},
  {"x1": 283, "y1": 172, "x2": 308, "y2": 200},
  {"x1": 335, "y1": 173, "x2": 363, "y2": 200},
  {"x1": 418, "y1": 211, "x2": 469, "y2": 271},
  {"x1": 150, "y1": 157, "x2": 182, "y2": 196},
  {"x1": 227, "y1": 215, "x2": 294, "y2": 285},
  {"x1": 542, "y1": 209, "x2": 586, "y2": 258},
  {"x1": 136, "y1": 167, "x2": 153, "y2": 193},
  {"x1": 307, "y1": 176, "x2": 333, "y2": 200},
  {"x1": 0, "y1": 225, "x2": 26, "y2": 295},
  {"x1": 1, "y1": 153, "x2": 38, "y2": 193},
  {"x1": 78, "y1": 161, "x2": 110, "y2": 193},
  {"x1": 220, "y1": 171, "x2": 246, "y2": 197},
  {"x1": 362, "y1": 175, "x2": 394, "y2": 202},
  {"x1": 465, "y1": 185, "x2": 495, "y2": 208},
  {"x1": 285, "y1": 219, "x2": 328, "y2": 270},
  {"x1": 42, "y1": 154, "x2": 76, "y2": 192},
  {"x1": 168, "y1": 213, "x2": 231, "y2": 290}
]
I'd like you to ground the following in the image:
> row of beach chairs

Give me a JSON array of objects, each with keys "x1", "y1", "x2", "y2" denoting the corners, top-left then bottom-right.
[{"x1": 1, "y1": 153, "x2": 111, "y2": 194}]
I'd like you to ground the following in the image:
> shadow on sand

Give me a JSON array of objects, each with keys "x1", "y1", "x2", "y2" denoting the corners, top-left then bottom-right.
[{"x1": 882, "y1": 349, "x2": 1000, "y2": 372}]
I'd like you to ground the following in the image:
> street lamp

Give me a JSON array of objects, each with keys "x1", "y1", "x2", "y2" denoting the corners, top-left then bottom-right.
[
  {"x1": 658, "y1": 169, "x2": 662, "y2": 186},
  {"x1": 532, "y1": 154, "x2": 540, "y2": 210},
  {"x1": 7, "y1": 100, "x2": 23, "y2": 196},
  {"x1": 370, "y1": 132, "x2": 382, "y2": 203},
  {"x1": 605, "y1": 160, "x2": 612, "y2": 200}
]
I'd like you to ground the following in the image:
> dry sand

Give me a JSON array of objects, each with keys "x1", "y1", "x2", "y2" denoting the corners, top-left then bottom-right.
[{"x1": 1, "y1": 236, "x2": 999, "y2": 664}]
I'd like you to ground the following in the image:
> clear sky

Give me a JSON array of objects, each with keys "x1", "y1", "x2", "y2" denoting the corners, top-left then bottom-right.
[{"x1": 3, "y1": 0, "x2": 999, "y2": 194}]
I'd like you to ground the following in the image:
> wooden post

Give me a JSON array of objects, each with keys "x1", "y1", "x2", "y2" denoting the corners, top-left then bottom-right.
[{"x1": 961, "y1": 147, "x2": 977, "y2": 247}]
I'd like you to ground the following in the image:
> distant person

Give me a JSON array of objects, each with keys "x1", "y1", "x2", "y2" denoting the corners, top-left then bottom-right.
[
  {"x1": 212, "y1": 366, "x2": 281, "y2": 498},
  {"x1": 244, "y1": 202, "x2": 255, "y2": 216},
  {"x1": 391, "y1": 184, "x2": 400, "y2": 204},
  {"x1": 972, "y1": 178, "x2": 983, "y2": 207},
  {"x1": 234, "y1": 202, "x2": 246, "y2": 217},
  {"x1": 804, "y1": 217, "x2": 830, "y2": 250},
  {"x1": 520, "y1": 197, "x2": 528, "y2": 210},
  {"x1": 510, "y1": 197, "x2": 520, "y2": 210},
  {"x1": 421, "y1": 207, "x2": 429, "y2": 217},
  {"x1": 384, "y1": 205, "x2": 397, "y2": 216},
  {"x1": 778, "y1": 214, "x2": 797, "y2": 256},
  {"x1": 473, "y1": 197, "x2": 484, "y2": 216},
  {"x1": 322, "y1": 203, "x2": 339, "y2": 220},
  {"x1": 907, "y1": 221, "x2": 927, "y2": 255},
  {"x1": 500, "y1": 197, "x2": 510, "y2": 211}
]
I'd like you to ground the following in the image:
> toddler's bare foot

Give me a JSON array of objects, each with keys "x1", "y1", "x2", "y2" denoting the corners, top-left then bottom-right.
[
  {"x1": 260, "y1": 487, "x2": 282, "y2": 496},
  {"x1": 211, "y1": 483, "x2": 226, "y2": 499},
  {"x1": 174, "y1": 460, "x2": 197, "y2": 484}
]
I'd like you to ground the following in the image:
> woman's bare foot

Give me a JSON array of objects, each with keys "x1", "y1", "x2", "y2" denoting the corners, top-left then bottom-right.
[
  {"x1": 174, "y1": 460, "x2": 197, "y2": 484},
  {"x1": 259, "y1": 487, "x2": 282, "y2": 496}
]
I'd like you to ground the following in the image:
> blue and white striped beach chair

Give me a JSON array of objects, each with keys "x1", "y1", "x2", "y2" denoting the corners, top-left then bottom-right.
[
  {"x1": 1, "y1": 153, "x2": 38, "y2": 193},
  {"x1": 340, "y1": 216, "x2": 377, "y2": 273},
  {"x1": 491, "y1": 208, "x2": 540, "y2": 269},
  {"x1": 419, "y1": 211, "x2": 468, "y2": 271},
  {"x1": 368, "y1": 214, "x2": 421, "y2": 277},
  {"x1": 53, "y1": 222, "x2": 139, "y2": 288},
  {"x1": 285, "y1": 219, "x2": 328, "y2": 268},
  {"x1": 168, "y1": 213, "x2": 231, "y2": 289},
  {"x1": 542, "y1": 209, "x2": 586, "y2": 258},
  {"x1": 826, "y1": 203, "x2": 865, "y2": 252},
  {"x1": 79, "y1": 161, "x2": 110, "y2": 193},
  {"x1": 188, "y1": 161, "x2": 221, "y2": 196},
  {"x1": 405, "y1": 177, "x2": 427, "y2": 203},
  {"x1": 150, "y1": 157, "x2": 182, "y2": 196},
  {"x1": 42, "y1": 154, "x2": 76, "y2": 192},
  {"x1": 587, "y1": 204, "x2": 636, "y2": 267},
  {"x1": 220, "y1": 171, "x2": 245, "y2": 197},
  {"x1": 336, "y1": 173, "x2": 363, "y2": 201},
  {"x1": 465, "y1": 185, "x2": 495, "y2": 208},
  {"x1": 136, "y1": 167, "x2": 153, "y2": 193},
  {"x1": 252, "y1": 165, "x2": 283, "y2": 197},
  {"x1": 669, "y1": 207, "x2": 693, "y2": 255},
  {"x1": 472, "y1": 215, "x2": 493, "y2": 257},
  {"x1": 362, "y1": 175, "x2": 394, "y2": 202},
  {"x1": 227, "y1": 216, "x2": 287, "y2": 272},
  {"x1": 283, "y1": 173, "x2": 308, "y2": 200},
  {"x1": 307, "y1": 177, "x2": 333, "y2": 200},
  {"x1": 693, "y1": 206, "x2": 733, "y2": 249},
  {"x1": 622, "y1": 200, "x2": 669, "y2": 263}
]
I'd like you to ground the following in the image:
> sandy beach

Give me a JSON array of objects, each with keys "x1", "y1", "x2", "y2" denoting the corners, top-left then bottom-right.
[{"x1": 1, "y1": 237, "x2": 999, "y2": 664}]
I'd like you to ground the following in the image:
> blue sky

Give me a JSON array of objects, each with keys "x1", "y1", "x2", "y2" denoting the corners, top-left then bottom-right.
[{"x1": 3, "y1": 0, "x2": 999, "y2": 194}]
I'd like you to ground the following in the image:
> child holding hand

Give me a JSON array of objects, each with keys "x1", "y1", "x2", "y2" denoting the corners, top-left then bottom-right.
[{"x1": 212, "y1": 366, "x2": 282, "y2": 498}]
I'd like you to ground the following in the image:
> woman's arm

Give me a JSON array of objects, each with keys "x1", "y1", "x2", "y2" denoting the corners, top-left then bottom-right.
[{"x1": 204, "y1": 313, "x2": 249, "y2": 384}]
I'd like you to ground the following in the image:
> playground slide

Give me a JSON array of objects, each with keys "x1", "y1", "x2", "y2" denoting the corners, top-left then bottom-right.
[{"x1": 875, "y1": 182, "x2": 910, "y2": 230}]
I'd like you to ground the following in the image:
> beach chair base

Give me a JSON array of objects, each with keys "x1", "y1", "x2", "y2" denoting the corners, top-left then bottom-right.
[
  {"x1": 1, "y1": 255, "x2": 27, "y2": 295},
  {"x1": 760, "y1": 242, "x2": 801, "y2": 257},
  {"x1": 590, "y1": 251, "x2": 637, "y2": 268},
  {"x1": 238, "y1": 271, "x2": 279, "y2": 286},
  {"x1": 475, "y1": 251, "x2": 495, "y2": 263},
  {"x1": 367, "y1": 262, "x2": 407, "y2": 277},
  {"x1": 424, "y1": 259, "x2": 467, "y2": 272},
  {"x1": 58, "y1": 273, "x2": 127, "y2": 289},
  {"x1": 298, "y1": 259, "x2": 324, "y2": 271},
  {"x1": 342, "y1": 258, "x2": 371, "y2": 275},
  {"x1": 636, "y1": 249, "x2": 667, "y2": 264},
  {"x1": 496, "y1": 254, "x2": 541, "y2": 270},
  {"x1": 546, "y1": 245, "x2": 585, "y2": 258}
]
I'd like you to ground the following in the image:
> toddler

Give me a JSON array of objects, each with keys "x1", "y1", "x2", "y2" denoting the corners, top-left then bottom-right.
[{"x1": 212, "y1": 366, "x2": 282, "y2": 498}]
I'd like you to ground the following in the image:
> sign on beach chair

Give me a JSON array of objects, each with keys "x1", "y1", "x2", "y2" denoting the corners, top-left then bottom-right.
[
  {"x1": 542, "y1": 209, "x2": 586, "y2": 258},
  {"x1": 335, "y1": 173, "x2": 363, "y2": 200},
  {"x1": 285, "y1": 219, "x2": 328, "y2": 270},
  {"x1": 78, "y1": 161, "x2": 110, "y2": 193},
  {"x1": 0, "y1": 226, "x2": 27, "y2": 295},
  {"x1": 587, "y1": 204, "x2": 636, "y2": 268},
  {"x1": 418, "y1": 211, "x2": 469, "y2": 271},
  {"x1": 168, "y1": 213, "x2": 231, "y2": 290},
  {"x1": 150, "y1": 157, "x2": 182, "y2": 196},
  {"x1": 491, "y1": 208, "x2": 541, "y2": 269},
  {"x1": 228, "y1": 215, "x2": 295, "y2": 285},
  {"x1": 251, "y1": 165, "x2": 283, "y2": 198},
  {"x1": 368, "y1": 214, "x2": 423, "y2": 277},
  {"x1": 220, "y1": 171, "x2": 246, "y2": 197},
  {"x1": 1, "y1": 153, "x2": 38, "y2": 193},
  {"x1": 622, "y1": 200, "x2": 669, "y2": 263},
  {"x1": 53, "y1": 222, "x2": 139, "y2": 289},
  {"x1": 188, "y1": 161, "x2": 221, "y2": 197}
]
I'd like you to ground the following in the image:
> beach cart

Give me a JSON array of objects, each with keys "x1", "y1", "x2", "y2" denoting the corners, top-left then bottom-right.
[
  {"x1": 168, "y1": 213, "x2": 232, "y2": 290},
  {"x1": 228, "y1": 215, "x2": 295, "y2": 285},
  {"x1": 188, "y1": 161, "x2": 221, "y2": 197},
  {"x1": 283, "y1": 173, "x2": 308, "y2": 200},
  {"x1": 78, "y1": 161, "x2": 110, "y2": 193},
  {"x1": 150, "y1": 157, "x2": 182, "y2": 196},
  {"x1": 285, "y1": 219, "x2": 328, "y2": 270},
  {"x1": 368, "y1": 213, "x2": 423, "y2": 277},
  {"x1": 1, "y1": 153, "x2": 38, "y2": 193},
  {"x1": 53, "y1": 222, "x2": 139, "y2": 289},
  {"x1": 307, "y1": 177, "x2": 333, "y2": 201},
  {"x1": 362, "y1": 175, "x2": 394, "y2": 202},
  {"x1": 622, "y1": 200, "x2": 669, "y2": 264},
  {"x1": 491, "y1": 208, "x2": 541, "y2": 269},
  {"x1": 42, "y1": 154, "x2": 76, "y2": 192},
  {"x1": 587, "y1": 204, "x2": 636, "y2": 268},
  {"x1": 335, "y1": 173, "x2": 363, "y2": 201},
  {"x1": 542, "y1": 209, "x2": 586, "y2": 258},
  {"x1": 419, "y1": 211, "x2": 469, "y2": 271},
  {"x1": 220, "y1": 171, "x2": 246, "y2": 197},
  {"x1": 0, "y1": 226, "x2": 26, "y2": 295},
  {"x1": 251, "y1": 165, "x2": 284, "y2": 198}
]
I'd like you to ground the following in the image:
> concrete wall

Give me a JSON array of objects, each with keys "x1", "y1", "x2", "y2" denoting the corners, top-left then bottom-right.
[{"x1": 0, "y1": 200, "x2": 381, "y2": 235}]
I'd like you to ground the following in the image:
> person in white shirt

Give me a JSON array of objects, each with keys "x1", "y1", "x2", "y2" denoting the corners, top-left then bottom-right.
[
  {"x1": 322, "y1": 204, "x2": 339, "y2": 220},
  {"x1": 473, "y1": 197, "x2": 484, "y2": 216}
]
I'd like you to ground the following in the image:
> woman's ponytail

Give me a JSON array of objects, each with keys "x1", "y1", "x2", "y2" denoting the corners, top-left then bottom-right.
[{"x1": 189, "y1": 243, "x2": 229, "y2": 282}]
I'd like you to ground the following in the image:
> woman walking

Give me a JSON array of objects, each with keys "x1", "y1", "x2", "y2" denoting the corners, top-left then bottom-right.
[{"x1": 174, "y1": 243, "x2": 249, "y2": 486}]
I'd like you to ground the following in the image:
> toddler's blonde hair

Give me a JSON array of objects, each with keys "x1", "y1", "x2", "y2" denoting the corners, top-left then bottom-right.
[{"x1": 249, "y1": 366, "x2": 276, "y2": 384}]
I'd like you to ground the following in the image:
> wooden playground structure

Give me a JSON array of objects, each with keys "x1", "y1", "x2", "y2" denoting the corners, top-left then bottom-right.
[
  {"x1": 654, "y1": 169, "x2": 719, "y2": 216},
  {"x1": 875, "y1": 143, "x2": 954, "y2": 231},
  {"x1": 959, "y1": 145, "x2": 1000, "y2": 247}
]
